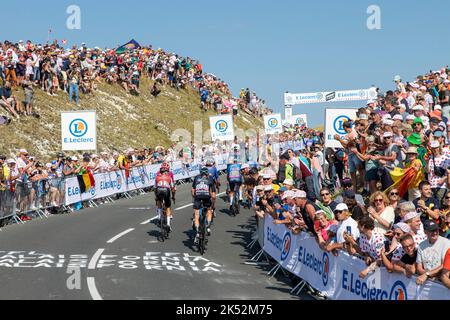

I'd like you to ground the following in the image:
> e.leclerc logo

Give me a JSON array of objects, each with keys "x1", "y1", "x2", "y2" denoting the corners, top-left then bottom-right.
[
  {"x1": 333, "y1": 116, "x2": 351, "y2": 135},
  {"x1": 298, "y1": 245, "x2": 330, "y2": 286},
  {"x1": 389, "y1": 281, "x2": 407, "y2": 300},
  {"x1": 268, "y1": 118, "x2": 279, "y2": 128},
  {"x1": 342, "y1": 270, "x2": 408, "y2": 300},
  {"x1": 280, "y1": 233, "x2": 291, "y2": 261},
  {"x1": 69, "y1": 119, "x2": 88, "y2": 137},
  {"x1": 215, "y1": 120, "x2": 228, "y2": 133},
  {"x1": 116, "y1": 172, "x2": 123, "y2": 191}
]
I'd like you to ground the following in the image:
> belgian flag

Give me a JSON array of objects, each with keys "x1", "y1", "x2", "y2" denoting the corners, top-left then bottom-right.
[{"x1": 76, "y1": 171, "x2": 96, "y2": 194}]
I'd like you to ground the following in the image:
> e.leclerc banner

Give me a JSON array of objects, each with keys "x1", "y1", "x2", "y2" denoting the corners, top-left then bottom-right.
[
  {"x1": 284, "y1": 88, "x2": 377, "y2": 105},
  {"x1": 324, "y1": 108, "x2": 359, "y2": 149},
  {"x1": 210, "y1": 115, "x2": 234, "y2": 142},
  {"x1": 262, "y1": 215, "x2": 450, "y2": 300},
  {"x1": 61, "y1": 111, "x2": 97, "y2": 151},
  {"x1": 264, "y1": 114, "x2": 283, "y2": 134}
]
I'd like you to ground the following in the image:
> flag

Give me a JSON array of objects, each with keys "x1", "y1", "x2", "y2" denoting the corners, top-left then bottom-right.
[
  {"x1": 62, "y1": 39, "x2": 67, "y2": 45},
  {"x1": 77, "y1": 175, "x2": 87, "y2": 194},
  {"x1": 116, "y1": 39, "x2": 141, "y2": 54},
  {"x1": 77, "y1": 173, "x2": 94, "y2": 194}
]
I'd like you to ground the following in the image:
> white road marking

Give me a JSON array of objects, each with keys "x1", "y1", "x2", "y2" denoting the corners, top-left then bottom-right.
[
  {"x1": 107, "y1": 228, "x2": 135, "y2": 244},
  {"x1": 175, "y1": 204, "x2": 193, "y2": 211},
  {"x1": 141, "y1": 216, "x2": 159, "y2": 225},
  {"x1": 87, "y1": 277, "x2": 103, "y2": 300},
  {"x1": 88, "y1": 248, "x2": 105, "y2": 270},
  {"x1": 128, "y1": 207, "x2": 152, "y2": 210}
]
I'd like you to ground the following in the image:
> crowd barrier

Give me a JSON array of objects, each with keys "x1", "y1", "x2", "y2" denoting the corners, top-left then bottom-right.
[
  {"x1": 257, "y1": 215, "x2": 450, "y2": 300},
  {"x1": 64, "y1": 154, "x2": 229, "y2": 206}
]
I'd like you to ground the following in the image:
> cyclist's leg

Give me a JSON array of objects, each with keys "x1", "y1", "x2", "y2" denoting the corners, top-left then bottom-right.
[
  {"x1": 155, "y1": 193, "x2": 163, "y2": 220},
  {"x1": 205, "y1": 198, "x2": 213, "y2": 234},
  {"x1": 164, "y1": 193, "x2": 172, "y2": 227},
  {"x1": 229, "y1": 181, "x2": 235, "y2": 208},
  {"x1": 193, "y1": 198, "x2": 201, "y2": 232}
]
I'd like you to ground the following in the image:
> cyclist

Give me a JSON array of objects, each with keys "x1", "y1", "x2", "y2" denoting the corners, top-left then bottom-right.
[
  {"x1": 192, "y1": 167, "x2": 216, "y2": 244},
  {"x1": 227, "y1": 157, "x2": 242, "y2": 212},
  {"x1": 205, "y1": 158, "x2": 220, "y2": 214},
  {"x1": 155, "y1": 162, "x2": 176, "y2": 231},
  {"x1": 240, "y1": 163, "x2": 251, "y2": 208}
]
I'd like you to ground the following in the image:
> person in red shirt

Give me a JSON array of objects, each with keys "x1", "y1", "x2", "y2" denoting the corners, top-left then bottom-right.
[
  {"x1": 441, "y1": 248, "x2": 450, "y2": 289},
  {"x1": 154, "y1": 162, "x2": 176, "y2": 231}
]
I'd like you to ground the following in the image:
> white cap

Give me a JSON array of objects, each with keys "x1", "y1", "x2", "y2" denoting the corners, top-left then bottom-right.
[
  {"x1": 19, "y1": 149, "x2": 28, "y2": 154},
  {"x1": 430, "y1": 140, "x2": 440, "y2": 148},
  {"x1": 420, "y1": 86, "x2": 427, "y2": 91},
  {"x1": 282, "y1": 191, "x2": 294, "y2": 200},
  {"x1": 334, "y1": 203, "x2": 349, "y2": 211},
  {"x1": 241, "y1": 164, "x2": 250, "y2": 170},
  {"x1": 402, "y1": 211, "x2": 419, "y2": 222},
  {"x1": 367, "y1": 100, "x2": 376, "y2": 105},
  {"x1": 410, "y1": 83, "x2": 420, "y2": 89},
  {"x1": 71, "y1": 156, "x2": 79, "y2": 161},
  {"x1": 293, "y1": 190, "x2": 307, "y2": 199},
  {"x1": 435, "y1": 105, "x2": 442, "y2": 110},
  {"x1": 398, "y1": 104, "x2": 406, "y2": 110},
  {"x1": 393, "y1": 115, "x2": 403, "y2": 121},
  {"x1": 359, "y1": 114, "x2": 368, "y2": 120},
  {"x1": 383, "y1": 119, "x2": 394, "y2": 126},
  {"x1": 46, "y1": 163, "x2": 52, "y2": 168},
  {"x1": 394, "y1": 75, "x2": 402, "y2": 82},
  {"x1": 264, "y1": 185, "x2": 273, "y2": 192},
  {"x1": 382, "y1": 114, "x2": 392, "y2": 120},
  {"x1": 406, "y1": 115, "x2": 416, "y2": 121},
  {"x1": 383, "y1": 131, "x2": 394, "y2": 138},
  {"x1": 6, "y1": 159, "x2": 16, "y2": 164},
  {"x1": 283, "y1": 179, "x2": 295, "y2": 186},
  {"x1": 413, "y1": 105, "x2": 424, "y2": 111},
  {"x1": 91, "y1": 154, "x2": 99, "y2": 159}
]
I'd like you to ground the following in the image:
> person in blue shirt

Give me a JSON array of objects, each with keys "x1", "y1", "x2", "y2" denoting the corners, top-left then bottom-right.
[
  {"x1": 227, "y1": 157, "x2": 242, "y2": 211},
  {"x1": 206, "y1": 157, "x2": 220, "y2": 194}
]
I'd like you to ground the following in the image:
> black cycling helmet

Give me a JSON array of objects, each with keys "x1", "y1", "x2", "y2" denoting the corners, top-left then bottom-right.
[{"x1": 200, "y1": 167, "x2": 209, "y2": 176}]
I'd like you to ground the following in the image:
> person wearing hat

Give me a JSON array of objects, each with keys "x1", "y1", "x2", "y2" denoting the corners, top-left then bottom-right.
[
  {"x1": 416, "y1": 220, "x2": 450, "y2": 285},
  {"x1": 427, "y1": 140, "x2": 449, "y2": 202},
  {"x1": 325, "y1": 203, "x2": 360, "y2": 254},
  {"x1": 291, "y1": 189, "x2": 318, "y2": 235}
]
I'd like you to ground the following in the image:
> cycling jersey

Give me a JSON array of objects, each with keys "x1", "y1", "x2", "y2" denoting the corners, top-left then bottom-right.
[
  {"x1": 155, "y1": 172, "x2": 175, "y2": 191},
  {"x1": 227, "y1": 164, "x2": 242, "y2": 183},
  {"x1": 207, "y1": 166, "x2": 219, "y2": 183},
  {"x1": 192, "y1": 175, "x2": 216, "y2": 199}
]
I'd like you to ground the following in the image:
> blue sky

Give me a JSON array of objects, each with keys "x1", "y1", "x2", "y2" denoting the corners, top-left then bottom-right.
[{"x1": 3, "y1": 0, "x2": 450, "y2": 127}]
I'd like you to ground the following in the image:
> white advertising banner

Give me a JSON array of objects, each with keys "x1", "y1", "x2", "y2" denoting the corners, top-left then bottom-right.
[
  {"x1": 284, "y1": 88, "x2": 377, "y2": 105},
  {"x1": 61, "y1": 111, "x2": 97, "y2": 151},
  {"x1": 262, "y1": 215, "x2": 450, "y2": 300},
  {"x1": 210, "y1": 115, "x2": 234, "y2": 142},
  {"x1": 264, "y1": 114, "x2": 283, "y2": 135},
  {"x1": 324, "y1": 108, "x2": 359, "y2": 149},
  {"x1": 290, "y1": 114, "x2": 308, "y2": 127},
  {"x1": 64, "y1": 155, "x2": 230, "y2": 205}
]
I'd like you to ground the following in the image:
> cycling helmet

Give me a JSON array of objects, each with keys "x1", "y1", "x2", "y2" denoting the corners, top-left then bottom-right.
[
  {"x1": 200, "y1": 167, "x2": 209, "y2": 176},
  {"x1": 160, "y1": 162, "x2": 170, "y2": 172}
]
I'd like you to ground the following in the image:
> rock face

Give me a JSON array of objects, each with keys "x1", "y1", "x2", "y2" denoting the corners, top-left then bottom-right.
[{"x1": 0, "y1": 78, "x2": 263, "y2": 160}]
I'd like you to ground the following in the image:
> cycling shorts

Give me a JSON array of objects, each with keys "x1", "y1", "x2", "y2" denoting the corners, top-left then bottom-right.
[
  {"x1": 155, "y1": 188, "x2": 172, "y2": 208},
  {"x1": 193, "y1": 197, "x2": 212, "y2": 210}
]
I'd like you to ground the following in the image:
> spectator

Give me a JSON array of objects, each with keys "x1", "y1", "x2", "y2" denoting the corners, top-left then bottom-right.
[
  {"x1": 367, "y1": 191, "x2": 395, "y2": 234},
  {"x1": 325, "y1": 203, "x2": 360, "y2": 255},
  {"x1": 413, "y1": 181, "x2": 441, "y2": 224},
  {"x1": 441, "y1": 248, "x2": 450, "y2": 289},
  {"x1": 416, "y1": 220, "x2": 450, "y2": 285}
]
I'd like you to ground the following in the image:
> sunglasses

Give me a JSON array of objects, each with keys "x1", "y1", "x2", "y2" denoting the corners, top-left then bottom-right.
[
  {"x1": 263, "y1": 178, "x2": 271, "y2": 181},
  {"x1": 321, "y1": 193, "x2": 330, "y2": 196},
  {"x1": 374, "y1": 199, "x2": 384, "y2": 203},
  {"x1": 390, "y1": 192, "x2": 399, "y2": 196},
  {"x1": 394, "y1": 232, "x2": 403, "y2": 237},
  {"x1": 335, "y1": 210, "x2": 343, "y2": 214}
]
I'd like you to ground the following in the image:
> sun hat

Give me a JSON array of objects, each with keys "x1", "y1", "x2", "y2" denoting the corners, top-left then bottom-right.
[{"x1": 406, "y1": 147, "x2": 418, "y2": 154}]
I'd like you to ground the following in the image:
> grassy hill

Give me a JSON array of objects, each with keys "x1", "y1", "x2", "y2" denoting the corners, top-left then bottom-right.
[{"x1": 0, "y1": 78, "x2": 264, "y2": 160}]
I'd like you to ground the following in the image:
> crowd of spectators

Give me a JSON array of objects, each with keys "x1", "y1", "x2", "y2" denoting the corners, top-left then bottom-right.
[
  {"x1": 0, "y1": 39, "x2": 271, "y2": 122},
  {"x1": 249, "y1": 68, "x2": 450, "y2": 290}
]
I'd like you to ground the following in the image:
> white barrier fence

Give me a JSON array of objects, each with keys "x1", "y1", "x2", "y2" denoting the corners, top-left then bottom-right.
[
  {"x1": 64, "y1": 154, "x2": 229, "y2": 206},
  {"x1": 262, "y1": 215, "x2": 450, "y2": 300}
]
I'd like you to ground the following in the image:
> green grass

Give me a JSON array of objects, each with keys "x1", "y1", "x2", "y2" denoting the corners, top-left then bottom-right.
[{"x1": 0, "y1": 77, "x2": 264, "y2": 161}]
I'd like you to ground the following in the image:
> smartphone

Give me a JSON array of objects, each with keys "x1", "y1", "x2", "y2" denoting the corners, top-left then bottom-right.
[
  {"x1": 384, "y1": 240, "x2": 390, "y2": 252},
  {"x1": 346, "y1": 226, "x2": 352, "y2": 236}
]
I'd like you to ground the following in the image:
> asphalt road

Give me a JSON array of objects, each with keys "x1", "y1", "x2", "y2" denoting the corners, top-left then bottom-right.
[{"x1": 0, "y1": 177, "x2": 311, "y2": 300}]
